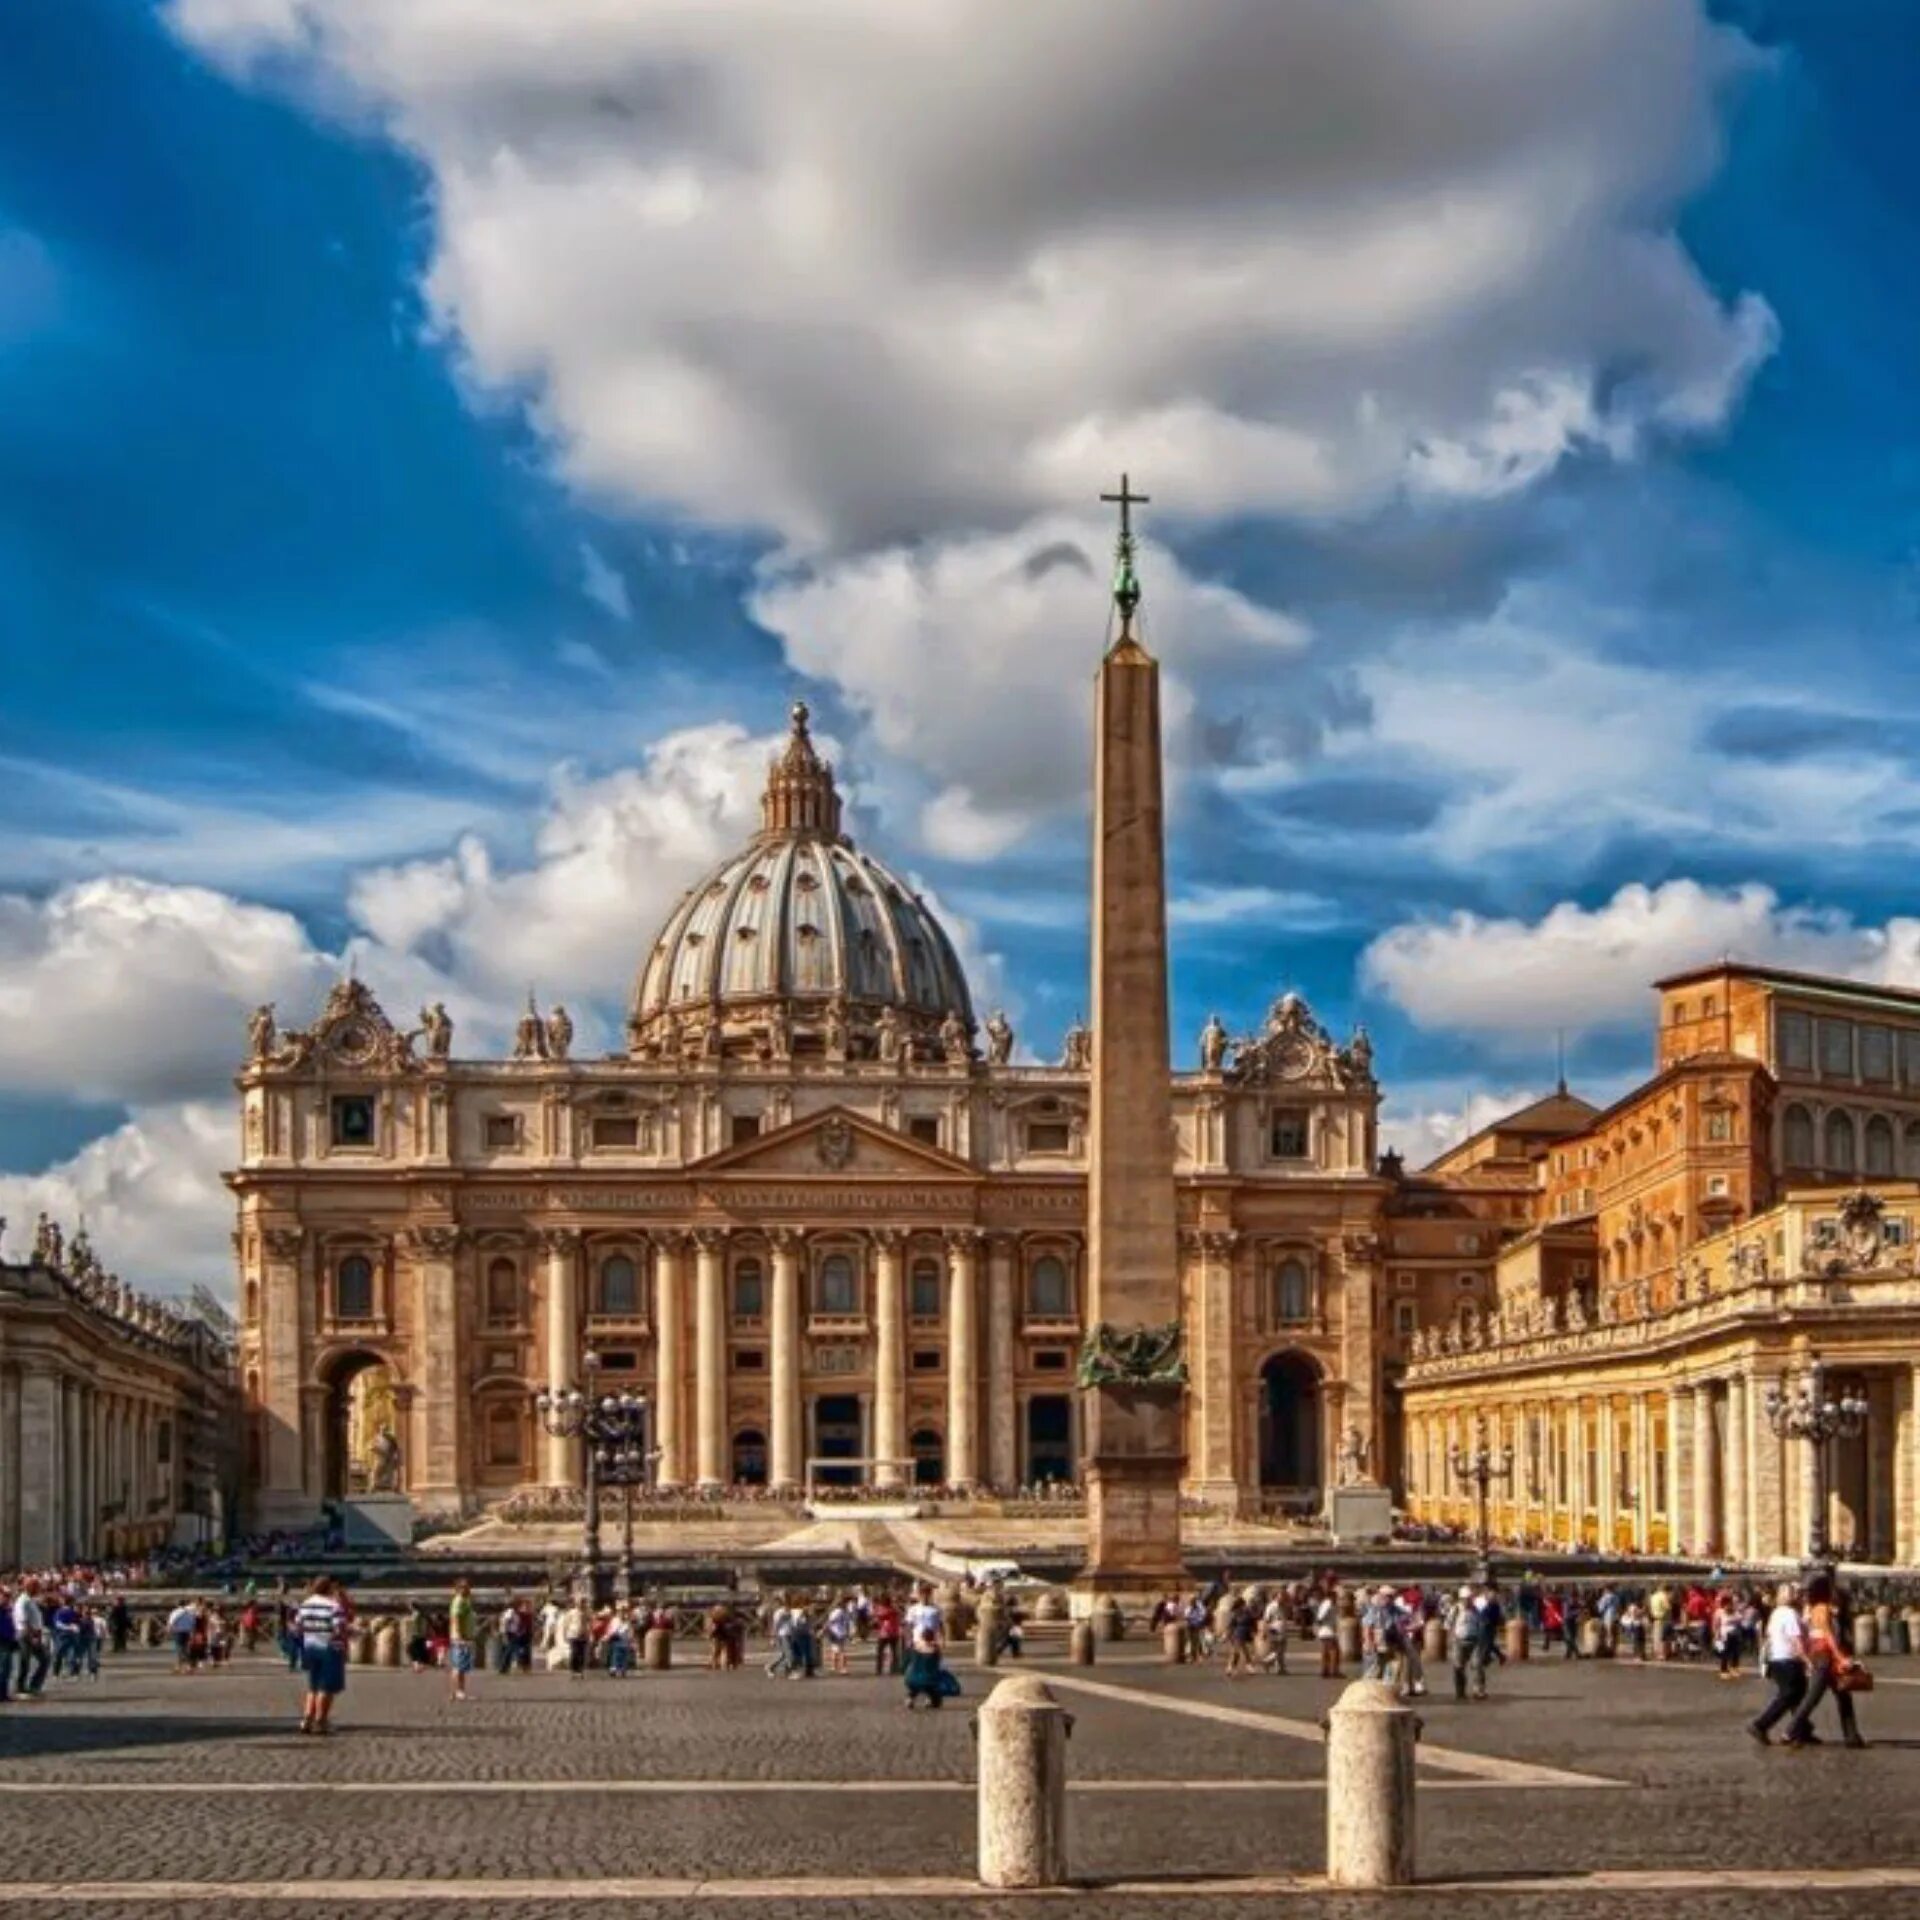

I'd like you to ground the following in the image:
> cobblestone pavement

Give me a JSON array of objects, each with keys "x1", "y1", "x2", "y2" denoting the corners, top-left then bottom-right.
[{"x1": 3, "y1": 1644, "x2": 1919, "y2": 1916}]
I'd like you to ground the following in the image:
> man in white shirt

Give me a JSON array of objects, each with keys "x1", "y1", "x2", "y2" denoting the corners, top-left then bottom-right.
[
  {"x1": 1748, "y1": 1583, "x2": 1807, "y2": 1745},
  {"x1": 12, "y1": 1585, "x2": 50, "y2": 1698},
  {"x1": 904, "y1": 1583, "x2": 943, "y2": 1645}
]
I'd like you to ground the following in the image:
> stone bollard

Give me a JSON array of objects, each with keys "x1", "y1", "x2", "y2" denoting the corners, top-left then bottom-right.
[
  {"x1": 1904, "y1": 1609, "x2": 1920, "y2": 1656},
  {"x1": 1421, "y1": 1617, "x2": 1447, "y2": 1663},
  {"x1": 142, "y1": 1616, "x2": 164, "y2": 1649},
  {"x1": 1325, "y1": 1679, "x2": 1417, "y2": 1889},
  {"x1": 1094, "y1": 1596, "x2": 1124, "y2": 1644},
  {"x1": 1854, "y1": 1614, "x2": 1878, "y2": 1658},
  {"x1": 1577, "y1": 1617, "x2": 1605, "y2": 1659},
  {"x1": 1503, "y1": 1619, "x2": 1529, "y2": 1663},
  {"x1": 1336, "y1": 1616, "x2": 1361, "y2": 1666},
  {"x1": 644, "y1": 1626, "x2": 673, "y2": 1670},
  {"x1": 976, "y1": 1622, "x2": 1003, "y2": 1670},
  {"x1": 1162, "y1": 1622, "x2": 1187, "y2": 1665},
  {"x1": 351, "y1": 1625, "x2": 374, "y2": 1666},
  {"x1": 1875, "y1": 1602, "x2": 1894, "y2": 1639},
  {"x1": 1068, "y1": 1621, "x2": 1096, "y2": 1666},
  {"x1": 977, "y1": 1675, "x2": 1072, "y2": 1890},
  {"x1": 374, "y1": 1620, "x2": 401, "y2": 1668},
  {"x1": 1035, "y1": 1590, "x2": 1069, "y2": 1623},
  {"x1": 1889, "y1": 1616, "x2": 1912, "y2": 1658}
]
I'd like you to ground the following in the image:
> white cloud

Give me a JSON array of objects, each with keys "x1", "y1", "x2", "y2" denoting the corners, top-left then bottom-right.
[
  {"x1": 1378, "y1": 1083, "x2": 1550, "y2": 1168},
  {"x1": 0, "y1": 1102, "x2": 235, "y2": 1293},
  {"x1": 752, "y1": 517, "x2": 1308, "y2": 856},
  {"x1": 578, "y1": 540, "x2": 631, "y2": 621},
  {"x1": 168, "y1": 0, "x2": 1773, "y2": 553},
  {"x1": 1364, "y1": 880, "x2": 1920, "y2": 1046}
]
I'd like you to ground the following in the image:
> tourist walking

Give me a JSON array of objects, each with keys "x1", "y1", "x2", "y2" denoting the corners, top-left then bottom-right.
[
  {"x1": 294, "y1": 1575, "x2": 348, "y2": 1737},
  {"x1": 1783, "y1": 1573, "x2": 1867, "y2": 1750},
  {"x1": 903, "y1": 1628, "x2": 956, "y2": 1709},
  {"x1": 447, "y1": 1580, "x2": 477, "y2": 1700},
  {"x1": 563, "y1": 1596, "x2": 592, "y2": 1678},
  {"x1": 1448, "y1": 1586, "x2": 1489, "y2": 1702},
  {"x1": 873, "y1": 1594, "x2": 903, "y2": 1676},
  {"x1": 1748, "y1": 1583, "x2": 1808, "y2": 1746},
  {"x1": 1314, "y1": 1591, "x2": 1340, "y2": 1677}
]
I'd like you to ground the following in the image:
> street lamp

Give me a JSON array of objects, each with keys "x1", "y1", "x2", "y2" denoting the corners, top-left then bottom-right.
[
  {"x1": 1450, "y1": 1417, "x2": 1514, "y2": 1582},
  {"x1": 533, "y1": 1351, "x2": 650, "y2": 1603},
  {"x1": 1764, "y1": 1353, "x2": 1868, "y2": 1569}
]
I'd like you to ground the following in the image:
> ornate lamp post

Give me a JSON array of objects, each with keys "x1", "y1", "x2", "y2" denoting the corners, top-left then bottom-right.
[
  {"x1": 1764, "y1": 1353, "x2": 1867, "y2": 1569},
  {"x1": 533, "y1": 1352, "x2": 650, "y2": 1603},
  {"x1": 1450, "y1": 1418, "x2": 1514, "y2": 1582},
  {"x1": 597, "y1": 1425, "x2": 661, "y2": 1605}
]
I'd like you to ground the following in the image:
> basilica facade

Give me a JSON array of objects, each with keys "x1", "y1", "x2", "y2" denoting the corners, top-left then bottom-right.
[{"x1": 231, "y1": 705, "x2": 1406, "y2": 1528}]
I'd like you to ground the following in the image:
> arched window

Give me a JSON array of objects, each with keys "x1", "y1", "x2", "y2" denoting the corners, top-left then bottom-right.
[
  {"x1": 732, "y1": 1259, "x2": 764, "y2": 1322},
  {"x1": 485, "y1": 1258, "x2": 518, "y2": 1325},
  {"x1": 1783, "y1": 1105, "x2": 1815, "y2": 1169},
  {"x1": 816, "y1": 1253, "x2": 857, "y2": 1316},
  {"x1": 1866, "y1": 1114, "x2": 1896, "y2": 1178},
  {"x1": 1905, "y1": 1120, "x2": 1920, "y2": 1178},
  {"x1": 1275, "y1": 1258, "x2": 1309, "y2": 1325},
  {"x1": 336, "y1": 1255, "x2": 374, "y2": 1321},
  {"x1": 910, "y1": 1258, "x2": 942, "y2": 1320},
  {"x1": 1028, "y1": 1255, "x2": 1070, "y2": 1318},
  {"x1": 1824, "y1": 1109, "x2": 1856, "y2": 1174},
  {"x1": 598, "y1": 1254, "x2": 639, "y2": 1317}
]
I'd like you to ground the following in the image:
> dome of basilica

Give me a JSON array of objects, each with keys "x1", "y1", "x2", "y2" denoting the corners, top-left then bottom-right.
[{"x1": 628, "y1": 703, "x2": 975, "y2": 1062}]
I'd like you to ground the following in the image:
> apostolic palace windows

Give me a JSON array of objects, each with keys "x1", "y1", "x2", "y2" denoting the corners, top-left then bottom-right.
[
  {"x1": 335, "y1": 1254, "x2": 374, "y2": 1322},
  {"x1": 815, "y1": 1252, "x2": 858, "y2": 1316},
  {"x1": 597, "y1": 1253, "x2": 640, "y2": 1318}
]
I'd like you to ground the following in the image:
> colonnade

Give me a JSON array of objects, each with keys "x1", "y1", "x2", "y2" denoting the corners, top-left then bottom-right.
[
  {"x1": 0, "y1": 1362, "x2": 177, "y2": 1567},
  {"x1": 539, "y1": 1226, "x2": 1024, "y2": 1494},
  {"x1": 1404, "y1": 1359, "x2": 1920, "y2": 1564}
]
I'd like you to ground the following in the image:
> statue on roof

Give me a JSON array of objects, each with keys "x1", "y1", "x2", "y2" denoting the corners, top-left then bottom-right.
[
  {"x1": 940, "y1": 1008, "x2": 971, "y2": 1065},
  {"x1": 984, "y1": 1008, "x2": 1014, "y2": 1066},
  {"x1": 246, "y1": 1003, "x2": 277, "y2": 1064},
  {"x1": 513, "y1": 993, "x2": 549, "y2": 1062},
  {"x1": 1060, "y1": 1020, "x2": 1092, "y2": 1072},
  {"x1": 419, "y1": 1002, "x2": 453, "y2": 1062},
  {"x1": 545, "y1": 1004, "x2": 574, "y2": 1063},
  {"x1": 1199, "y1": 1012, "x2": 1229, "y2": 1073}
]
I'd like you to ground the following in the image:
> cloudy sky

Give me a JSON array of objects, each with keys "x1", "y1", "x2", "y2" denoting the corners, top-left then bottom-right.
[{"x1": 4, "y1": 1, "x2": 1919, "y2": 1289}]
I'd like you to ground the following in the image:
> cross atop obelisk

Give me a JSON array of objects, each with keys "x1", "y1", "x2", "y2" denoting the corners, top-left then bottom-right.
[
  {"x1": 1099, "y1": 473, "x2": 1151, "y2": 641},
  {"x1": 1074, "y1": 474, "x2": 1188, "y2": 1602}
]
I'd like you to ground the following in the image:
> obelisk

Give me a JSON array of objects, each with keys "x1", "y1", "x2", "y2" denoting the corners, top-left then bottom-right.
[{"x1": 1075, "y1": 476, "x2": 1188, "y2": 1598}]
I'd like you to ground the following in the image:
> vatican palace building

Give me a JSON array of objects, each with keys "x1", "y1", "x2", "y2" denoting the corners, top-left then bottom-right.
[{"x1": 231, "y1": 706, "x2": 1920, "y2": 1561}]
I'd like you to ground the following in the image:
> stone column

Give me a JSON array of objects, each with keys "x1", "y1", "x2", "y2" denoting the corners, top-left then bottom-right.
[
  {"x1": 871, "y1": 1230, "x2": 906, "y2": 1489},
  {"x1": 1693, "y1": 1382, "x2": 1719, "y2": 1559},
  {"x1": 985, "y1": 1234, "x2": 1018, "y2": 1491},
  {"x1": 946, "y1": 1230, "x2": 981, "y2": 1488},
  {"x1": 651, "y1": 1232, "x2": 687, "y2": 1487},
  {"x1": 694, "y1": 1229, "x2": 729, "y2": 1487},
  {"x1": 1191, "y1": 1230, "x2": 1239, "y2": 1498},
  {"x1": 1749, "y1": 1367, "x2": 1786, "y2": 1560},
  {"x1": 0, "y1": 1364, "x2": 19, "y2": 1571},
  {"x1": 408, "y1": 1224, "x2": 465, "y2": 1504},
  {"x1": 539, "y1": 1228, "x2": 582, "y2": 1489},
  {"x1": 1725, "y1": 1374, "x2": 1750, "y2": 1562},
  {"x1": 18, "y1": 1367, "x2": 62, "y2": 1568},
  {"x1": 1867, "y1": 1373, "x2": 1896, "y2": 1562},
  {"x1": 257, "y1": 1224, "x2": 310, "y2": 1526},
  {"x1": 770, "y1": 1228, "x2": 804, "y2": 1491},
  {"x1": 1632, "y1": 1396, "x2": 1653, "y2": 1552},
  {"x1": 1596, "y1": 1400, "x2": 1615, "y2": 1553},
  {"x1": 1668, "y1": 1386, "x2": 1694, "y2": 1554},
  {"x1": 1895, "y1": 1366, "x2": 1918, "y2": 1565}
]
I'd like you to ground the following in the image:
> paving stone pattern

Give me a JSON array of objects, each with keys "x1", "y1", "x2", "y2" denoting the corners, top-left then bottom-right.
[{"x1": 3, "y1": 1644, "x2": 1918, "y2": 1916}]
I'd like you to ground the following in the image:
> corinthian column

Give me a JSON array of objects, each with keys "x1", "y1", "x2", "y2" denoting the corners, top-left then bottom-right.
[
  {"x1": 694, "y1": 1229, "x2": 729, "y2": 1487},
  {"x1": 871, "y1": 1231, "x2": 906, "y2": 1489},
  {"x1": 651, "y1": 1232, "x2": 687, "y2": 1487},
  {"x1": 946, "y1": 1230, "x2": 981, "y2": 1488},
  {"x1": 539, "y1": 1228, "x2": 582, "y2": 1488},
  {"x1": 1693, "y1": 1382, "x2": 1720, "y2": 1558},
  {"x1": 985, "y1": 1235, "x2": 1018, "y2": 1491},
  {"x1": 770, "y1": 1229, "x2": 805, "y2": 1491}
]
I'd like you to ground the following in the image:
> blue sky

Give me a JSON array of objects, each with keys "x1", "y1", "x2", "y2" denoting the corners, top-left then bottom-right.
[{"x1": 4, "y1": 2, "x2": 1920, "y2": 1282}]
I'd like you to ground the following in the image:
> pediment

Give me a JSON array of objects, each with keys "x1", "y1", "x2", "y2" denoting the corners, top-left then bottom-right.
[{"x1": 693, "y1": 1106, "x2": 975, "y2": 1179}]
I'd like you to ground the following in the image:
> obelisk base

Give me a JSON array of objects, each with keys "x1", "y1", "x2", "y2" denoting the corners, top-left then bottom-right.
[{"x1": 1071, "y1": 1382, "x2": 1188, "y2": 1613}]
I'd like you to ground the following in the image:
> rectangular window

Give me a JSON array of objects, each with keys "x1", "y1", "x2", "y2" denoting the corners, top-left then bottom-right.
[
  {"x1": 1392, "y1": 1301, "x2": 1416, "y2": 1336},
  {"x1": 483, "y1": 1114, "x2": 520, "y2": 1150},
  {"x1": 1394, "y1": 1272, "x2": 1416, "y2": 1292},
  {"x1": 730, "y1": 1114, "x2": 760, "y2": 1146},
  {"x1": 1887, "y1": 1218, "x2": 1910, "y2": 1247},
  {"x1": 1818, "y1": 1017, "x2": 1854, "y2": 1079},
  {"x1": 733, "y1": 1349, "x2": 765, "y2": 1371},
  {"x1": 596, "y1": 1349, "x2": 638, "y2": 1371},
  {"x1": 1904, "y1": 1030, "x2": 1920, "y2": 1088},
  {"x1": 330, "y1": 1095, "x2": 375, "y2": 1148},
  {"x1": 1704, "y1": 1108, "x2": 1732, "y2": 1142},
  {"x1": 911, "y1": 1348, "x2": 943, "y2": 1372},
  {"x1": 1777, "y1": 1009, "x2": 1813, "y2": 1074},
  {"x1": 1862, "y1": 1024, "x2": 1895, "y2": 1083},
  {"x1": 592, "y1": 1117, "x2": 639, "y2": 1149},
  {"x1": 1269, "y1": 1110, "x2": 1310, "y2": 1159},
  {"x1": 1707, "y1": 1174, "x2": 1730, "y2": 1197},
  {"x1": 732, "y1": 1269, "x2": 765, "y2": 1320},
  {"x1": 910, "y1": 1265, "x2": 942, "y2": 1319},
  {"x1": 1456, "y1": 1273, "x2": 1476, "y2": 1290},
  {"x1": 908, "y1": 1116, "x2": 940, "y2": 1145},
  {"x1": 1032, "y1": 1349, "x2": 1069, "y2": 1372},
  {"x1": 157, "y1": 1420, "x2": 173, "y2": 1466},
  {"x1": 1026, "y1": 1121, "x2": 1071, "y2": 1154}
]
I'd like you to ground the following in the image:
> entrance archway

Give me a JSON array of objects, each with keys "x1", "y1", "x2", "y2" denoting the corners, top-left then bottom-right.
[
  {"x1": 321, "y1": 1351, "x2": 399, "y2": 1501},
  {"x1": 1258, "y1": 1352, "x2": 1321, "y2": 1491},
  {"x1": 812, "y1": 1395, "x2": 863, "y2": 1487}
]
